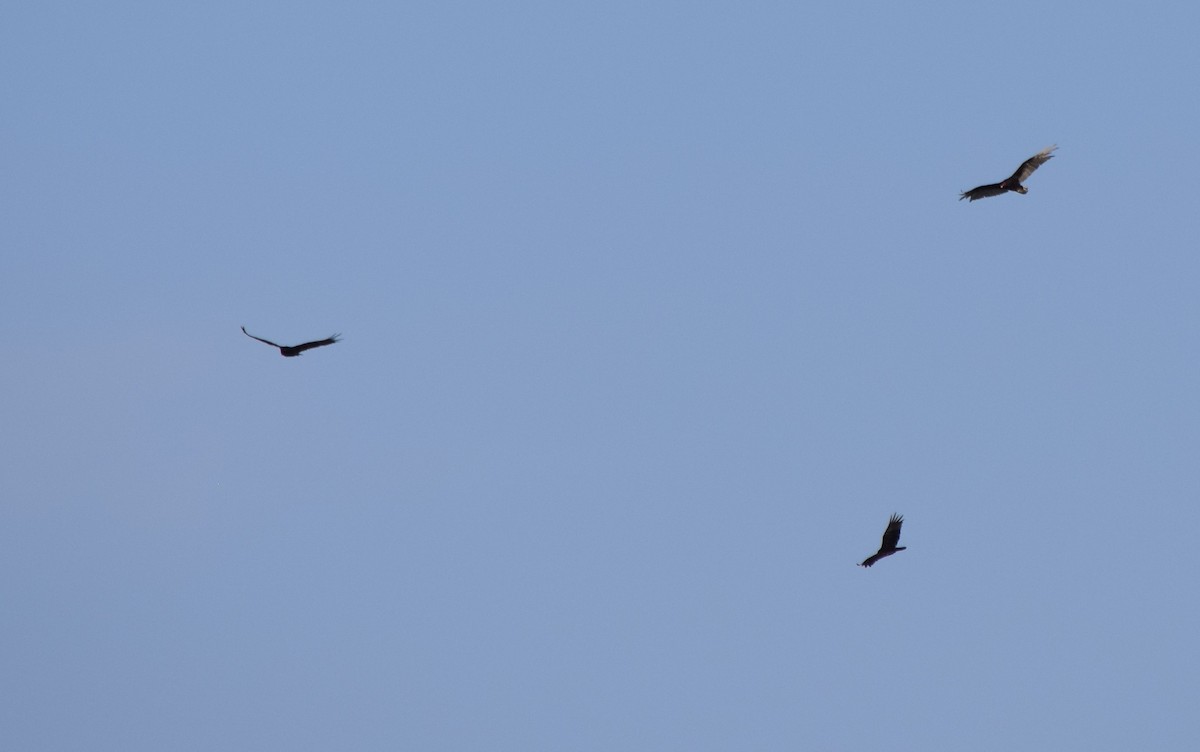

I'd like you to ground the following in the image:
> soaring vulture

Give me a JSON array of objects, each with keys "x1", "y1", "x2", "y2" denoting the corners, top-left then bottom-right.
[
  {"x1": 241, "y1": 326, "x2": 340, "y2": 357},
  {"x1": 960, "y1": 145, "x2": 1057, "y2": 201},
  {"x1": 859, "y1": 514, "x2": 906, "y2": 567}
]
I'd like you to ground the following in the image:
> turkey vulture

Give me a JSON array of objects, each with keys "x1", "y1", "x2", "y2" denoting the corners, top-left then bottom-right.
[
  {"x1": 960, "y1": 145, "x2": 1057, "y2": 201},
  {"x1": 241, "y1": 326, "x2": 340, "y2": 357},
  {"x1": 859, "y1": 514, "x2": 906, "y2": 567}
]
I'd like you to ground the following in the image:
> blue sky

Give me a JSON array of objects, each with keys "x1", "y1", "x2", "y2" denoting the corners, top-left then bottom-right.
[{"x1": 4, "y1": 2, "x2": 1200, "y2": 749}]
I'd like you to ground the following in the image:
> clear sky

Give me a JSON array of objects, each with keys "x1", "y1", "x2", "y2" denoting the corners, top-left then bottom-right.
[{"x1": 4, "y1": 2, "x2": 1200, "y2": 749}]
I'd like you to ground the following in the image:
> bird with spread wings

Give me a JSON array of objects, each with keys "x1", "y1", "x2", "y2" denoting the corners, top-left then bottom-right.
[
  {"x1": 960, "y1": 145, "x2": 1057, "y2": 201},
  {"x1": 241, "y1": 326, "x2": 340, "y2": 357},
  {"x1": 859, "y1": 514, "x2": 906, "y2": 567}
]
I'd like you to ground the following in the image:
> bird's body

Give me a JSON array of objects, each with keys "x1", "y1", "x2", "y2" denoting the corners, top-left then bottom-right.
[
  {"x1": 960, "y1": 145, "x2": 1057, "y2": 201},
  {"x1": 241, "y1": 326, "x2": 340, "y2": 357},
  {"x1": 860, "y1": 514, "x2": 905, "y2": 567}
]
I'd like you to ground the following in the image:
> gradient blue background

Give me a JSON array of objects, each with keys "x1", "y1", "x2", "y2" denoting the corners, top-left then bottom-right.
[{"x1": 5, "y1": 2, "x2": 1200, "y2": 749}]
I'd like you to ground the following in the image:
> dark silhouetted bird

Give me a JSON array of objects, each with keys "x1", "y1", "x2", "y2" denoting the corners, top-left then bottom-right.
[
  {"x1": 859, "y1": 514, "x2": 905, "y2": 567},
  {"x1": 960, "y1": 145, "x2": 1057, "y2": 201},
  {"x1": 241, "y1": 326, "x2": 340, "y2": 357}
]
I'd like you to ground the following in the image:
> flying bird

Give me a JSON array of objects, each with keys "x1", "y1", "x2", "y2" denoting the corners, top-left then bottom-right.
[
  {"x1": 960, "y1": 145, "x2": 1057, "y2": 201},
  {"x1": 241, "y1": 326, "x2": 340, "y2": 357},
  {"x1": 859, "y1": 514, "x2": 906, "y2": 567}
]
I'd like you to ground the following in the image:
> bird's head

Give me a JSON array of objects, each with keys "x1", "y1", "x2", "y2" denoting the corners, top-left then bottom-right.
[{"x1": 1014, "y1": 185, "x2": 1028, "y2": 194}]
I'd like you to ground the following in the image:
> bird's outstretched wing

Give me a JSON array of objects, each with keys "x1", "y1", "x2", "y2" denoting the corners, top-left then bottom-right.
[
  {"x1": 1009, "y1": 145, "x2": 1057, "y2": 184},
  {"x1": 879, "y1": 513, "x2": 903, "y2": 550},
  {"x1": 860, "y1": 551, "x2": 884, "y2": 568},
  {"x1": 1012, "y1": 145, "x2": 1060, "y2": 184},
  {"x1": 241, "y1": 326, "x2": 283, "y2": 349},
  {"x1": 960, "y1": 183, "x2": 1007, "y2": 202},
  {"x1": 290, "y1": 334, "x2": 341, "y2": 354}
]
